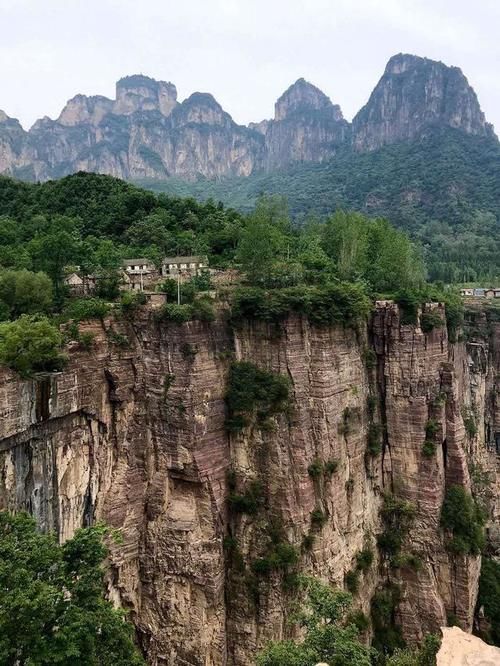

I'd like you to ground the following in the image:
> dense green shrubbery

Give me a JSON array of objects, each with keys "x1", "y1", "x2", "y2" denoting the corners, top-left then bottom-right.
[
  {"x1": 64, "y1": 297, "x2": 110, "y2": 321},
  {"x1": 440, "y1": 485, "x2": 485, "y2": 555},
  {"x1": 477, "y1": 557, "x2": 500, "y2": 646},
  {"x1": 155, "y1": 296, "x2": 215, "y2": 324},
  {"x1": 420, "y1": 310, "x2": 444, "y2": 333},
  {"x1": 231, "y1": 283, "x2": 371, "y2": 328},
  {"x1": 225, "y1": 361, "x2": 290, "y2": 431},
  {"x1": 0, "y1": 512, "x2": 144, "y2": 665},
  {"x1": 0, "y1": 315, "x2": 65, "y2": 377}
]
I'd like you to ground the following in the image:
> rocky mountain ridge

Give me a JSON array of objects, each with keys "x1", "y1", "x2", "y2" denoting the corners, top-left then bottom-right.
[{"x1": 0, "y1": 53, "x2": 495, "y2": 181}]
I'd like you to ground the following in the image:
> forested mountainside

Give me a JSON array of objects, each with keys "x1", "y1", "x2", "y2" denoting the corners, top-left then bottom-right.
[
  {"x1": 0, "y1": 53, "x2": 496, "y2": 182},
  {"x1": 142, "y1": 128, "x2": 500, "y2": 283},
  {"x1": 0, "y1": 167, "x2": 498, "y2": 283}
]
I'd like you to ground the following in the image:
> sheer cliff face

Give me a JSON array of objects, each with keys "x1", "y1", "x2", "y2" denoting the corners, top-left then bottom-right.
[
  {"x1": 0, "y1": 304, "x2": 498, "y2": 665},
  {"x1": 0, "y1": 54, "x2": 495, "y2": 181},
  {"x1": 352, "y1": 53, "x2": 495, "y2": 151}
]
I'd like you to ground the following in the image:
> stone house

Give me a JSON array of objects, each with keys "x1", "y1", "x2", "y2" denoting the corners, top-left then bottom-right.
[
  {"x1": 161, "y1": 256, "x2": 208, "y2": 278},
  {"x1": 64, "y1": 271, "x2": 99, "y2": 296},
  {"x1": 122, "y1": 258, "x2": 158, "y2": 291}
]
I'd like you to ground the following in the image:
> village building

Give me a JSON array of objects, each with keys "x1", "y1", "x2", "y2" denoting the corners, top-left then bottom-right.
[
  {"x1": 473, "y1": 288, "x2": 485, "y2": 297},
  {"x1": 485, "y1": 288, "x2": 495, "y2": 298},
  {"x1": 161, "y1": 256, "x2": 208, "y2": 278},
  {"x1": 460, "y1": 288, "x2": 474, "y2": 297},
  {"x1": 122, "y1": 258, "x2": 158, "y2": 291},
  {"x1": 494, "y1": 289, "x2": 500, "y2": 299},
  {"x1": 64, "y1": 271, "x2": 99, "y2": 296}
]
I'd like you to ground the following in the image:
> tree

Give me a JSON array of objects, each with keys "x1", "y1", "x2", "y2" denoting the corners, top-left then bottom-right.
[
  {"x1": 0, "y1": 315, "x2": 65, "y2": 377},
  {"x1": 0, "y1": 269, "x2": 53, "y2": 319},
  {"x1": 236, "y1": 196, "x2": 290, "y2": 285},
  {"x1": 0, "y1": 512, "x2": 145, "y2": 665},
  {"x1": 256, "y1": 578, "x2": 375, "y2": 666}
]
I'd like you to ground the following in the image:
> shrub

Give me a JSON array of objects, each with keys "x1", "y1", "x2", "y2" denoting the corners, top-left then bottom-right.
[
  {"x1": 356, "y1": 547, "x2": 374, "y2": 572},
  {"x1": 422, "y1": 440, "x2": 436, "y2": 457},
  {"x1": 225, "y1": 361, "x2": 290, "y2": 431},
  {"x1": 64, "y1": 297, "x2": 110, "y2": 321},
  {"x1": 192, "y1": 296, "x2": 215, "y2": 322},
  {"x1": 307, "y1": 459, "x2": 323, "y2": 478},
  {"x1": 463, "y1": 411, "x2": 477, "y2": 439},
  {"x1": 345, "y1": 569, "x2": 359, "y2": 594},
  {"x1": 440, "y1": 485, "x2": 485, "y2": 555},
  {"x1": 106, "y1": 329, "x2": 129, "y2": 347},
  {"x1": 425, "y1": 419, "x2": 439, "y2": 439},
  {"x1": 378, "y1": 494, "x2": 416, "y2": 557},
  {"x1": 325, "y1": 459, "x2": 339, "y2": 475},
  {"x1": 302, "y1": 534, "x2": 315, "y2": 551},
  {"x1": 120, "y1": 290, "x2": 146, "y2": 315},
  {"x1": 391, "y1": 552, "x2": 422, "y2": 571},
  {"x1": 251, "y1": 541, "x2": 299, "y2": 577},
  {"x1": 420, "y1": 310, "x2": 443, "y2": 333},
  {"x1": 364, "y1": 348, "x2": 377, "y2": 370},
  {"x1": 157, "y1": 303, "x2": 193, "y2": 323},
  {"x1": 367, "y1": 422, "x2": 382, "y2": 456},
  {"x1": 396, "y1": 290, "x2": 420, "y2": 325},
  {"x1": 348, "y1": 610, "x2": 370, "y2": 633},
  {"x1": 79, "y1": 331, "x2": 95, "y2": 350},
  {"x1": 311, "y1": 508, "x2": 327, "y2": 529},
  {"x1": 0, "y1": 315, "x2": 65, "y2": 377},
  {"x1": 478, "y1": 557, "x2": 500, "y2": 646},
  {"x1": 228, "y1": 480, "x2": 264, "y2": 515},
  {"x1": 231, "y1": 282, "x2": 371, "y2": 329},
  {"x1": 180, "y1": 342, "x2": 198, "y2": 359},
  {"x1": 371, "y1": 585, "x2": 405, "y2": 657}
]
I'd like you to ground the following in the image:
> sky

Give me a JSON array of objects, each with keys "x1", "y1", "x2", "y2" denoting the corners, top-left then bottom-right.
[{"x1": 0, "y1": 0, "x2": 498, "y2": 132}]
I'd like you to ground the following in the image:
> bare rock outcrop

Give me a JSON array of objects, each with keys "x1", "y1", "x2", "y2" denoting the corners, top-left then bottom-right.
[{"x1": 438, "y1": 626, "x2": 500, "y2": 665}]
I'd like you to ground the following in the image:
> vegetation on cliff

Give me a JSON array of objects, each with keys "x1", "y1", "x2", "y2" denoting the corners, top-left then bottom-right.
[
  {"x1": 440, "y1": 485, "x2": 486, "y2": 555},
  {"x1": 0, "y1": 512, "x2": 144, "y2": 665},
  {"x1": 478, "y1": 557, "x2": 500, "y2": 646},
  {"x1": 257, "y1": 577, "x2": 440, "y2": 666}
]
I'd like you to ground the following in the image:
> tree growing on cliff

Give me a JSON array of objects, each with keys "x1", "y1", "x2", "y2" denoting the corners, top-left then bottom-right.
[
  {"x1": 0, "y1": 512, "x2": 145, "y2": 666},
  {"x1": 256, "y1": 578, "x2": 375, "y2": 666},
  {"x1": 0, "y1": 315, "x2": 65, "y2": 377}
]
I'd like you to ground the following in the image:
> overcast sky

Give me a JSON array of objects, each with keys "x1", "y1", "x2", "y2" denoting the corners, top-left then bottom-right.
[{"x1": 0, "y1": 0, "x2": 498, "y2": 132}]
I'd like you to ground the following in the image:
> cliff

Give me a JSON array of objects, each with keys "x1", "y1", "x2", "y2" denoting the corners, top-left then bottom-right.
[
  {"x1": 0, "y1": 301, "x2": 498, "y2": 665},
  {"x1": 0, "y1": 54, "x2": 495, "y2": 181}
]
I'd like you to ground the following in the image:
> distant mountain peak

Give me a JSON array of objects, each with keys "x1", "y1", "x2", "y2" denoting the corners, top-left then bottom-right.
[
  {"x1": 274, "y1": 78, "x2": 340, "y2": 121},
  {"x1": 352, "y1": 53, "x2": 495, "y2": 151}
]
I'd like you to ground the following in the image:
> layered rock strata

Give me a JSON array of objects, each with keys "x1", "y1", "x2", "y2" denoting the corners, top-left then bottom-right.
[{"x1": 0, "y1": 302, "x2": 498, "y2": 665}]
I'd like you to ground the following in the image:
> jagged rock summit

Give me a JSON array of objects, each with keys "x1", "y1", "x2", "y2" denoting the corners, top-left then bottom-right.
[
  {"x1": 352, "y1": 53, "x2": 495, "y2": 151},
  {"x1": 0, "y1": 54, "x2": 496, "y2": 181}
]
